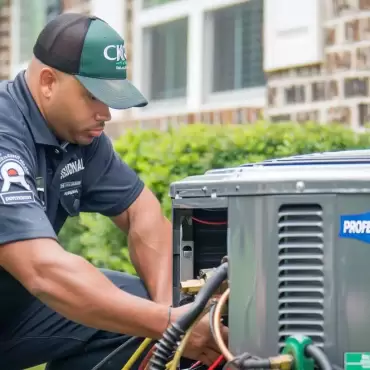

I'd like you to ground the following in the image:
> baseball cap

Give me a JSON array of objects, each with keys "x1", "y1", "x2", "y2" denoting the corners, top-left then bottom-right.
[{"x1": 33, "y1": 13, "x2": 148, "y2": 110}]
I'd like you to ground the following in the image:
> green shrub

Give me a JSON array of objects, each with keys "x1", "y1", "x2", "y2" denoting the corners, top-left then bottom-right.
[{"x1": 59, "y1": 121, "x2": 370, "y2": 271}]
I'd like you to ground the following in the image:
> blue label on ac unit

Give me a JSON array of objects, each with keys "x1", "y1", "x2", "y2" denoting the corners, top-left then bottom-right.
[{"x1": 339, "y1": 212, "x2": 370, "y2": 243}]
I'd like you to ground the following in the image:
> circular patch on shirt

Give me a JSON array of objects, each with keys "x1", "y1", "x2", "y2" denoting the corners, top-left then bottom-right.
[{"x1": 0, "y1": 156, "x2": 34, "y2": 205}]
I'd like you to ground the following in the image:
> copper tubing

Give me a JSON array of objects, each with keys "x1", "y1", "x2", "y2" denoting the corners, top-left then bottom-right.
[{"x1": 212, "y1": 287, "x2": 234, "y2": 362}]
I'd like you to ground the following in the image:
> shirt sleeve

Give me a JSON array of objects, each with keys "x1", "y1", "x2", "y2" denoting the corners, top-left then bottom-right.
[
  {"x1": 0, "y1": 134, "x2": 57, "y2": 245},
  {"x1": 80, "y1": 133, "x2": 145, "y2": 217}
]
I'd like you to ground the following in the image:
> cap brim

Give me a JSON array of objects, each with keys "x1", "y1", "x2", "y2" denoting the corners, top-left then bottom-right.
[{"x1": 75, "y1": 75, "x2": 148, "y2": 110}]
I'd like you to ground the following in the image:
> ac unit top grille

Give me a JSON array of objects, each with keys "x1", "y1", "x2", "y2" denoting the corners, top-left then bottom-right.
[{"x1": 277, "y1": 203, "x2": 324, "y2": 349}]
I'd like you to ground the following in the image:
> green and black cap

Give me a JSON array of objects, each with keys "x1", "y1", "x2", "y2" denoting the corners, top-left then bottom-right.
[{"x1": 33, "y1": 13, "x2": 148, "y2": 110}]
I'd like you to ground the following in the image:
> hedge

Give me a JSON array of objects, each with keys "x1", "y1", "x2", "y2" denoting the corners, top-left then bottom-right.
[{"x1": 58, "y1": 121, "x2": 370, "y2": 272}]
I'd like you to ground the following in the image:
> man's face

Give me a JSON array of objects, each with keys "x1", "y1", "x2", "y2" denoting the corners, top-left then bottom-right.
[{"x1": 39, "y1": 68, "x2": 112, "y2": 145}]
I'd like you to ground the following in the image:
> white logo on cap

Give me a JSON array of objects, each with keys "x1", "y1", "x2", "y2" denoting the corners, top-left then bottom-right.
[
  {"x1": 0, "y1": 160, "x2": 30, "y2": 192},
  {"x1": 103, "y1": 44, "x2": 127, "y2": 70},
  {"x1": 104, "y1": 45, "x2": 126, "y2": 61}
]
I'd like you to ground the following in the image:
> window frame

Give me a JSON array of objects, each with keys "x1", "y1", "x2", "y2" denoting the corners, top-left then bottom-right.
[
  {"x1": 143, "y1": 16, "x2": 189, "y2": 102},
  {"x1": 10, "y1": 0, "x2": 62, "y2": 78},
  {"x1": 132, "y1": 0, "x2": 266, "y2": 119}
]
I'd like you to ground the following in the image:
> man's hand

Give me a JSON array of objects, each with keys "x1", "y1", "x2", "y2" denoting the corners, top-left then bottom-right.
[{"x1": 171, "y1": 304, "x2": 229, "y2": 366}]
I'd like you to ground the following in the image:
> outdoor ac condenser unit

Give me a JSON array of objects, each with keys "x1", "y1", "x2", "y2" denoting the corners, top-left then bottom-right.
[{"x1": 170, "y1": 149, "x2": 370, "y2": 368}]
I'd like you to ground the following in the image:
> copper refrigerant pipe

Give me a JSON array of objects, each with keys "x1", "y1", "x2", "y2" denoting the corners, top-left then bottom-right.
[{"x1": 213, "y1": 287, "x2": 234, "y2": 362}]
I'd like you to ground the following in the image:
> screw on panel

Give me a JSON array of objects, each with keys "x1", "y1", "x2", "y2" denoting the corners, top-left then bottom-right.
[
  {"x1": 202, "y1": 186, "x2": 207, "y2": 193},
  {"x1": 235, "y1": 185, "x2": 240, "y2": 191}
]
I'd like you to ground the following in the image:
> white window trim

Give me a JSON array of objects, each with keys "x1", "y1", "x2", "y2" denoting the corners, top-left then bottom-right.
[
  {"x1": 11, "y1": 1, "x2": 92, "y2": 78},
  {"x1": 132, "y1": 0, "x2": 266, "y2": 119},
  {"x1": 10, "y1": 0, "x2": 23, "y2": 78},
  {"x1": 10, "y1": 0, "x2": 51, "y2": 78}
]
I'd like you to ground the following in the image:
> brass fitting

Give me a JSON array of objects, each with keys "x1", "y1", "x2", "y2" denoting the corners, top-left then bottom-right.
[
  {"x1": 180, "y1": 268, "x2": 228, "y2": 295},
  {"x1": 180, "y1": 279, "x2": 206, "y2": 294},
  {"x1": 269, "y1": 354, "x2": 294, "y2": 370}
]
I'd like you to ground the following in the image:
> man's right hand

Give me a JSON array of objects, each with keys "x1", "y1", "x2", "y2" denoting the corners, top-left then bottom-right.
[{"x1": 171, "y1": 304, "x2": 229, "y2": 366}]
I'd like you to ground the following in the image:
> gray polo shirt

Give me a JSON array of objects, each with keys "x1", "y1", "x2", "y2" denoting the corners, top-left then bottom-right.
[{"x1": 0, "y1": 71, "x2": 144, "y2": 324}]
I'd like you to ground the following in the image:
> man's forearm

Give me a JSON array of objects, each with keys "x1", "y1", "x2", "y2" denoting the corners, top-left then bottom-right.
[
  {"x1": 127, "y1": 214, "x2": 173, "y2": 305},
  {"x1": 33, "y1": 250, "x2": 170, "y2": 339}
]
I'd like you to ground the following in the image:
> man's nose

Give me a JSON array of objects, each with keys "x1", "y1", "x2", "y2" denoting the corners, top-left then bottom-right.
[{"x1": 96, "y1": 105, "x2": 111, "y2": 122}]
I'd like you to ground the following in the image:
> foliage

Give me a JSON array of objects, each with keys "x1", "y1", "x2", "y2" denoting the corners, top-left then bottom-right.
[{"x1": 59, "y1": 121, "x2": 370, "y2": 272}]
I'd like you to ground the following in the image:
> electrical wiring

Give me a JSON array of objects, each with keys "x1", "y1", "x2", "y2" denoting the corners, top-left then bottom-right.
[
  {"x1": 169, "y1": 304, "x2": 213, "y2": 370},
  {"x1": 91, "y1": 336, "x2": 140, "y2": 370},
  {"x1": 122, "y1": 337, "x2": 153, "y2": 370},
  {"x1": 138, "y1": 344, "x2": 157, "y2": 370},
  {"x1": 149, "y1": 262, "x2": 228, "y2": 370},
  {"x1": 208, "y1": 355, "x2": 225, "y2": 370},
  {"x1": 212, "y1": 288, "x2": 234, "y2": 362},
  {"x1": 140, "y1": 345, "x2": 176, "y2": 370},
  {"x1": 190, "y1": 361, "x2": 202, "y2": 369},
  {"x1": 192, "y1": 217, "x2": 227, "y2": 226}
]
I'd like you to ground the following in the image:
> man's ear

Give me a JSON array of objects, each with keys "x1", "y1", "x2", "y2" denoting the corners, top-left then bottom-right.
[{"x1": 39, "y1": 67, "x2": 58, "y2": 99}]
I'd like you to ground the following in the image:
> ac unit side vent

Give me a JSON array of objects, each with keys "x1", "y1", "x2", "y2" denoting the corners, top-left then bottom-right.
[{"x1": 278, "y1": 203, "x2": 324, "y2": 349}]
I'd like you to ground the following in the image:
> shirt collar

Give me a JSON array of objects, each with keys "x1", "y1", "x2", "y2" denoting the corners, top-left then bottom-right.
[{"x1": 9, "y1": 71, "x2": 68, "y2": 150}]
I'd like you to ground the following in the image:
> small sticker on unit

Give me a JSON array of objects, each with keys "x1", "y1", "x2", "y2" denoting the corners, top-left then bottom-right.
[
  {"x1": 345, "y1": 352, "x2": 370, "y2": 370},
  {"x1": 339, "y1": 212, "x2": 370, "y2": 244}
]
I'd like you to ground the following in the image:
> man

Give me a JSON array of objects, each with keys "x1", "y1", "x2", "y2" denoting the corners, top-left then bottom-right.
[{"x1": 0, "y1": 13, "x2": 227, "y2": 370}]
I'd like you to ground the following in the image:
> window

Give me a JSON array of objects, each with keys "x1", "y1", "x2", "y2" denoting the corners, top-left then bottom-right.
[
  {"x1": 12, "y1": 0, "x2": 62, "y2": 76},
  {"x1": 144, "y1": 18, "x2": 188, "y2": 101},
  {"x1": 143, "y1": 0, "x2": 179, "y2": 9},
  {"x1": 210, "y1": 0, "x2": 265, "y2": 93},
  {"x1": 19, "y1": 0, "x2": 46, "y2": 65},
  {"x1": 133, "y1": 0, "x2": 266, "y2": 116}
]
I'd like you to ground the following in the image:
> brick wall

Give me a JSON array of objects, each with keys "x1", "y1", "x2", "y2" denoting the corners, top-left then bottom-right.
[
  {"x1": 0, "y1": 0, "x2": 11, "y2": 80},
  {"x1": 105, "y1": 105, "x2": 263, "y2": 139},
  {"x1": 266, "y1": 0, "x2": 370, "y2": 129}
]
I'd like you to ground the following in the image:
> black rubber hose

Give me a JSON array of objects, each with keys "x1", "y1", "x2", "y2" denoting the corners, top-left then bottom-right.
[
  {"x1": 149, "y1": 323, "x2": 184, "y2": 370},
  {"x1": 239, "y1": 359, "x2": 271, "y2": 369},
  {"x1": 148, "y1": 262, "x2": 229, "y2": 370},
  {"x1": 305, "y1": 344, "x2": 332, "y2": 370},
  {"x1": 177, "y1": 262, "x2": 228, "y2": 330}
]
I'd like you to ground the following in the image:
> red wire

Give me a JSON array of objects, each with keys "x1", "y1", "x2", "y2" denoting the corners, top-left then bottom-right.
[
  {"x1": 192, "y1": 217, "x2": 227, "y2": 226},
  {"x1": 138, "y1": 344, "x2": 156, "y2": 370},
  {"x1": 208, "y1": 355, "x2": 225, "y2": 370},
  {"x1": 190, "y1": 361, "x2": 202, "y2": 369}
]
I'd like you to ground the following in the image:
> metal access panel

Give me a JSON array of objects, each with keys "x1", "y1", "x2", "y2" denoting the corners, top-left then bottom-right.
[
  {"x1": 169, "y1": 149, "x2": 370, "y2": 368},
  {"x1": 227, "y1": 195, "x2": 336, "y2": 360}
]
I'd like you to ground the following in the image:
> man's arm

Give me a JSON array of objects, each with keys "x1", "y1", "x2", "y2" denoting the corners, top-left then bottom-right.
[
  {"x1": 81, "y1": 134, "x2": 173, "y2": 305},
  {"x1": 0, "y1": 237, "x2": 170, "y2": 339},
  {"x1": 112, "y1": 186, "x2": 173, "y2": 305}
]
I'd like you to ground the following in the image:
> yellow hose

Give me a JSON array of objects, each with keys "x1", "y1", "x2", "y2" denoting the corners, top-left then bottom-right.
[
  {"x1": 169, "y1": 305, "x2": 213, "y2": 370},
  {"x1": 121, "y1": 337, "x2": 153, "y2": 370}
]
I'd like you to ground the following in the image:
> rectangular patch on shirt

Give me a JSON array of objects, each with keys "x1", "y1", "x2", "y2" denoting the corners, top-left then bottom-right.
[{"x1": 0, "y1": 190, "x2": 35, "y2": 205}]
